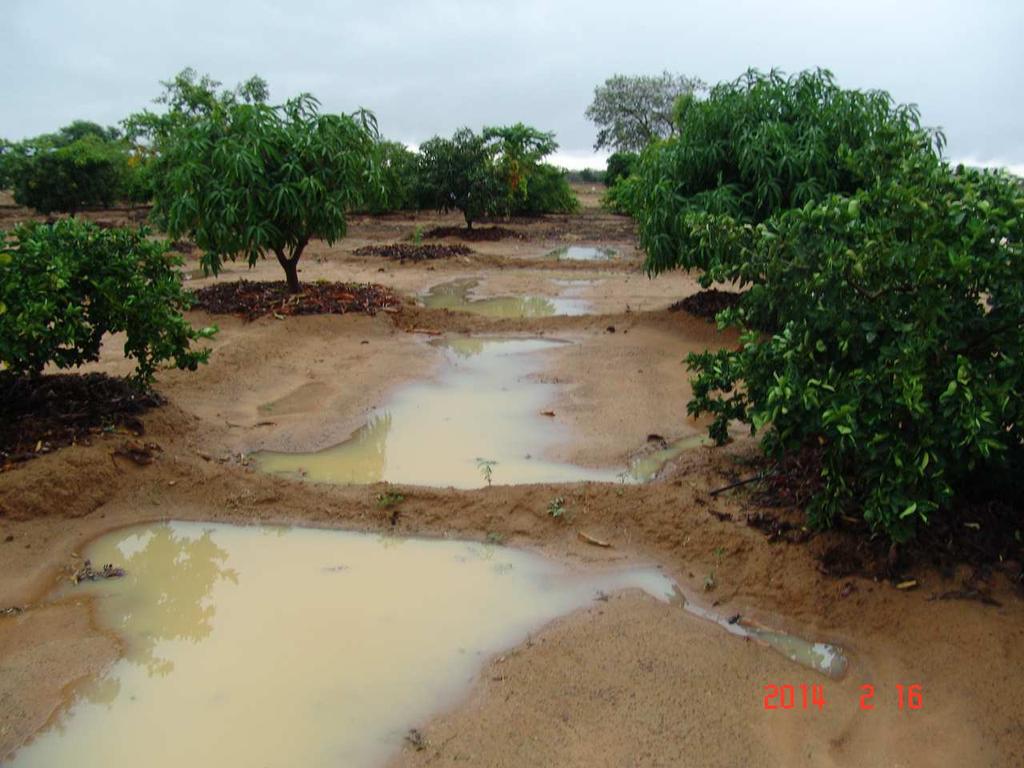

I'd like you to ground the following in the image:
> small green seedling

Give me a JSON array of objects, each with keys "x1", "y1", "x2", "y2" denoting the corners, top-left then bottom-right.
[
  {"x1": 376, "y1": 490, "x2": 405, "y2": 509},
  {"x1": 547, "y1": 496, "x2": 567, "y2": 518},
  {"x1": 476, "y1": 458, "x2": 497, "y2": 487}
]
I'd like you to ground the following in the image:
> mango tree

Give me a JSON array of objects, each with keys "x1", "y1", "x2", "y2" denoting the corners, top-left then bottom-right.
[
  {"x1": 140, "y1": 72, "x2": 378, "y2": 292},
  {"x1": 632, "y1": 68, "x2": 1024, "y2": 541},
  {"x1": 417, "y1": 128, "x2": 499, "y2": 230}
]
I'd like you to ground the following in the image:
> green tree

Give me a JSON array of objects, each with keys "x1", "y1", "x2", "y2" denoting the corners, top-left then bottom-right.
[
  {"x1": 633, "y1": 68, "x2": 938, "y2": 276},
  {"x1": 605, "y1": 151, "x2": 638, "y2": 188},
  {"x1": 365, "y1": 140, "x2": 419, "y2": 213},
  {"x1": 55, "y1": 120, "x2": 122, "y2": 145},
  {"x1": 0, "y1": 139, "x2": 14, "y2": 189},
  {"x1": 123, "y1": 69, "x2": 270, "y2": 222},
  {"x1": 0, "y1": 220, "x2": 213, "y2": 385},
  {"x1": 10, "y1": 134, "x2": 129, "y2": 215},
  {"x1": 143, "y1": 73, "x2": 379, "y2": 293},
  {"x1": 585, "y1": 72, "x2": 705, "y2": 153},
  {"x1": 418, "y1": 127, "x2": 499, "y2": 229},
  {"x1": 483, "y1": 123, "x2": 558, "y2": 215},
  {"x1": 634, "y1": 68, "x2": 1024, "y2": 541}
]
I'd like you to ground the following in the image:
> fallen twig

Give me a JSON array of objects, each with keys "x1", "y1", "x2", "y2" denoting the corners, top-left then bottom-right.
[{"x1": 577, "y1": 531, "x2": 611, "y2": 548}]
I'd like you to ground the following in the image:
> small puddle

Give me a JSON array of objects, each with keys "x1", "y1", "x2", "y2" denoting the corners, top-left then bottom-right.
[
  {"x1": 421, "y1": 278, "x2": 589, "y2": 318},
  {"x1": 8, "y1": 522, "x2": 675, "y2": 768},
  {"x1": 628, "y1": 434, "x2": 711, "y2": 481},
  {"x1": 546, "y1": 245, "x2": 617, "y2": 261},
  {"x1": 254, "y1": 338, "x2": 623, "y2": 488}
]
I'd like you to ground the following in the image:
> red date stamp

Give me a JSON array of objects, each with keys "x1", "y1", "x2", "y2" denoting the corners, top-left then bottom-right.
[{"x1": 763, "y1": 683, "x2": 923, "y2": 711}]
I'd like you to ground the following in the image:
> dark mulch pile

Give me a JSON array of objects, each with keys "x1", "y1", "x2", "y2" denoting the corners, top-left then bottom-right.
[
  {"x1": 191, "y1": 280, "x2": 402, "y2": 321},
  {"x1": 669, "y1": 289, "x2": 743, "y2": 319},
  {"x1": 422, "y1": 226, "x2": 522, "y2": 241},
  {"x1": 352, "y1": 243, "x2": 473, "y2": 262},
  {"x1": 0, "y1": 373, "x2": 161, "y2": 467},
  {"x1": 721, "y1": 444, "x2": 1022, "y2": 590}
]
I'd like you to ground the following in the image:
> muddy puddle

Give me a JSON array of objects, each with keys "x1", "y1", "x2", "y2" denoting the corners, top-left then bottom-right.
[
  {"x1": 420, "y1": 278, "x2": 589, "y2": 317},
  {"x1": 254, "y1": 338, "x2": 711, "y2": 488},
  {"x1": 255, "y1": 338, "x2": 625, "y2": 487},
  {"x1": 7, "y1": 522, "x2": 675, "y2": 768},
  {"x1": 8, "y1": 522, "x2": 849, "y2": 767},
  {"x1": 547, "y1": 245, "x2": 617, "y2": 261}
]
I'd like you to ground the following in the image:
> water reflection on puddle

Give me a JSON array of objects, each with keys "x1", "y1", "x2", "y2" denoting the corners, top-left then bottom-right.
[
  {"x1": 254, "y1": 338, "x2": 623, "y2": 488},
  {"x1": 8, "y1": 522, "x2": 675, "y2": 768},
  {"x1": 546, "y1": 245, "x2": 617, "y2": 261},
  {"x1": 421, "y1": 278, "x2": 589, "y2": 318}
]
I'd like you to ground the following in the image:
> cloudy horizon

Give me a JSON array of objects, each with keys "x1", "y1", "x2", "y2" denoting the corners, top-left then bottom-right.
[{"x1": 3, "y1": 0, "x2": 1022, "y2": 173}]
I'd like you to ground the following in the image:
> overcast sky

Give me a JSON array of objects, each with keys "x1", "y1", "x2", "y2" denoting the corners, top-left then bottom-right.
[{"x1": 3, "y1": 0, "x2": 1022, "y2": 172}]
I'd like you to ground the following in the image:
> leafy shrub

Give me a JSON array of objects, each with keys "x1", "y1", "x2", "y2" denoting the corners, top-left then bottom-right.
[
  {"x1": 121, "y1": 153, "x2": 156, "y2": 206},
  {"x1": 687, "y1": 157, "x2": 1023, "y2": 540},
  {"x1": 511, "y1": 164, "x2": 578, "y2": 215},
  {"x1": 10, "y1": 135, "x2": 129, "y2": 214},
  {"x1": 0, "y1": 219, "x2": 213, "y2": 385},
  {"x1": 634, "y1": 68, "x2": 1024, "y2": 541}
]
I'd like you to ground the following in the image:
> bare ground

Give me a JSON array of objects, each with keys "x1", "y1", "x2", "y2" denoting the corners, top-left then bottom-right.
[{"x1": 0, "y1": 186, "x2": 1021, "y2": 767}]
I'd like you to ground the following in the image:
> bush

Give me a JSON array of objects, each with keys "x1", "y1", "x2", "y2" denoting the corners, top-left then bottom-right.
[
  {"x1": 605, "y1": 151, "x2": 638, "y2": 188},
  {"x1": 511, "y1": 164, "x2": 579, "y2": 215},
  {"x1": 634, "y1": 68, "x2": 1024, "y2": 541},
  {"x1": 10, "y1": 135, "x2": 129, "y2": 214},
  {"x1": 687, "y1": 158, "x2": 1023, "y2": 540},
  {"x1": 0, "y1": 220, "x2": 214, "y2": 385},
  {"x1": 122, "y1": 153, "x2": 156, "y2": 206}
]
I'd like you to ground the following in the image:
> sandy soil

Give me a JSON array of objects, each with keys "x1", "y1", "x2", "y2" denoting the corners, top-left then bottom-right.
[{"x1": 1, "y1": 186, "x2": 1021, "y2": 767}]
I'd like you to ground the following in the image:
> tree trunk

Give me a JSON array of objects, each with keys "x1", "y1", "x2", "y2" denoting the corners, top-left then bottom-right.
[
  {"x1": 282, "y1": 259, "x2": 300, "y2": 293},
  {"x1": 274, "y1": 243, "x2": 306, "y2": 294}
]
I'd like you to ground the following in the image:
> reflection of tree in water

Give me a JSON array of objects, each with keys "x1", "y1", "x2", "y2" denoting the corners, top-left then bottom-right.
[
  {"x1": 424, "y1": 278, "x2": 479, "y2": 306},
  {"x1": 424, "y1": 280, "x2": 556, "y2": 319},
  {"x1": 335, "y1": 411, "x2": 391, "y2": 483},
  {"x1": 110, "y1": 524, "x2": 238, "y2": 677},
  {"x1": 443, "y1": 337, "x2": 485, "y2": 359},
  {"x1": 259, "y1": 412, "x2": 392, "y2": 483}
]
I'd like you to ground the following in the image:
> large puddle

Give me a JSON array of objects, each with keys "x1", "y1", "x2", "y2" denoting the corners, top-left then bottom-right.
[
  {"x1": 546, "y1": 245, "x2": 617, "y2": 261},
  {"x1": 255, "y1": 338, "x2": 628, "y2": 487},
  {"x1": 421, "y1": 278, "x2": 589, "y2": 318},
  {"x1": 7, "y1": 522, "x2": 676, "y2": 768}
]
